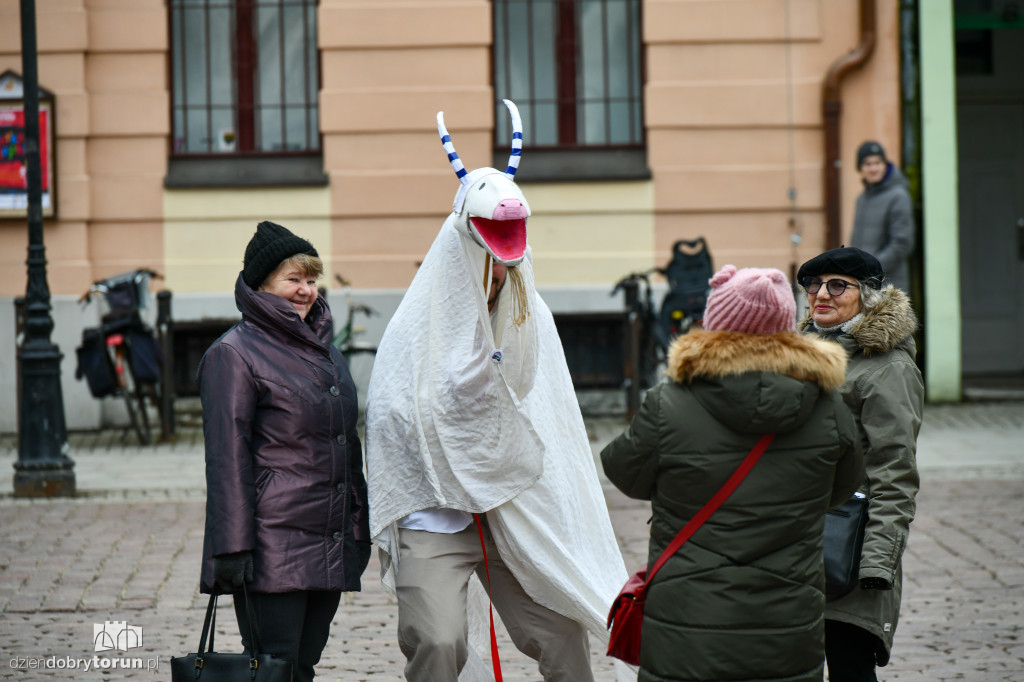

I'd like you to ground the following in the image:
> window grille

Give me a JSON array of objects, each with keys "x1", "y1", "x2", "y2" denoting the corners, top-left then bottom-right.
[
  {"x1": 169, "y1": 0, "x2": 320, "y2": 156},
  {"x1": 493, "y1": 0, "x2": 644, "y2": 149}
]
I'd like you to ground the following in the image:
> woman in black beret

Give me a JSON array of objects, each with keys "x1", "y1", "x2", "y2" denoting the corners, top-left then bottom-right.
[
  {"x1": 197, "y1": 221, "x2": 371, "y2": 682},
  {"x1": 796, "y1": 246, "x2": 923, "y2": 681}
]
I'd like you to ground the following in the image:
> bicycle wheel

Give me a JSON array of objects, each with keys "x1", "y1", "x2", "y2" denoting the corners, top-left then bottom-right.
[
  {"x1": 135, "y1": 383, "x2": 153, "y2": 445},
  {"x1": 117, "y1": 379, "x2": 143, "y2": 445},
  {"x1": 640, "y1": 336, "x2": 667, "y2": 389},
  {"x1": 639, "y1": 316, "x2": 668, "y2": 390},
  {"x1": 120, "y1": 356, "x2": 152, "y2": 445}
]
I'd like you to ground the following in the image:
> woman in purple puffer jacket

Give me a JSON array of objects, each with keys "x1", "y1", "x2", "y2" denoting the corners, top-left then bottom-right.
[{"x1": 197, "y1": 220, "x2": 370, "y2": 682}]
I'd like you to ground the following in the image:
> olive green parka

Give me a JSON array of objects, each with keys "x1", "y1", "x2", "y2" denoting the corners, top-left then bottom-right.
[
  {"x1": 802, "y1": 285, "x2": 923, "y2": 665},
  {"x1": 602, "y1": 329, "x2": 863, "y2": 682}
]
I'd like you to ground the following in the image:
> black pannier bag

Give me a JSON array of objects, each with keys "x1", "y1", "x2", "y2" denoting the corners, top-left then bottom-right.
[
  {"x1": 75, "y1": 328, "x2": 118, "y2": 398},
  {"x1": 127, "y1": 328, "x2": 163, "y2": 384}
]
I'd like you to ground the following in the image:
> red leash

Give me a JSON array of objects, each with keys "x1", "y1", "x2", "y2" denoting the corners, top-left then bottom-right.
[{"x1": 474, "y1": 513, "x2": 503, "y2": 681}]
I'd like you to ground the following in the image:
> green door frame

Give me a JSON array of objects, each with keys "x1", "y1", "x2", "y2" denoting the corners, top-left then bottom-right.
[{"x1": 919, "y1": 1, "x2": 962, "y2": 402}]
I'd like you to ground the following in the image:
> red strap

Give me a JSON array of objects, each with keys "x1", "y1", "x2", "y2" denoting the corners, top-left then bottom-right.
[
  {"x1": 645, "y1": 433, "x2": 775, "y2": 586},
  {"x1": 474, "y1": 513, "x2": 503, "y2": 682}
]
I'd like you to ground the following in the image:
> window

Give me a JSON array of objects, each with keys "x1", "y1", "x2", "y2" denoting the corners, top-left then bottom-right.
[
  {"x1": 493, "y1": 0, "x2": 647, "y2": 180},
  {"x1": 166, "y1": 0, "x2": 326, "y2": 187}
]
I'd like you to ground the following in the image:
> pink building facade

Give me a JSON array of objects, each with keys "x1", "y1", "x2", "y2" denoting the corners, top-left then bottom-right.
[{"x1": 4, "y1": 1, "x2": 1007, "y2": 430}]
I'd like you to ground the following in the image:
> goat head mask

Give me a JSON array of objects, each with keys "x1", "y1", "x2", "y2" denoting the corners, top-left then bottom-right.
[{"x1": 437, "y1": 99, "x2": 530, "y2": 267}]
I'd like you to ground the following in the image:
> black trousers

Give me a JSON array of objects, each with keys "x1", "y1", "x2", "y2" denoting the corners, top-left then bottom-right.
[
  {"x1": 825, "y1": 619, "x2": 881, "y2": 682},
  {"x1": 233, "y1": 590, "x2": 342, "y2": 682}
]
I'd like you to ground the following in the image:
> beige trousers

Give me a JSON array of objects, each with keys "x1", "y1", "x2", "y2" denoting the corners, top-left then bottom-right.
[{"x1": 396, "y1": 520, "x2": 594, "y2": 682}]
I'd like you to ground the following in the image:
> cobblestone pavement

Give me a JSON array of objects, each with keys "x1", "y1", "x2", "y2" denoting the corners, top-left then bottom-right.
[{"x1": 1, "y1": 401, "x2": 1022, "y2": 680}]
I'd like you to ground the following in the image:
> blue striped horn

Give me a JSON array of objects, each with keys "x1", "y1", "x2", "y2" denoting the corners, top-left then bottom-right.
[
  {"x1": 436, "y1": 111, "x2": 469, "y2": 184},
  {"x1": 502, "y1": 99, "x2": 523, "y2": 179}
]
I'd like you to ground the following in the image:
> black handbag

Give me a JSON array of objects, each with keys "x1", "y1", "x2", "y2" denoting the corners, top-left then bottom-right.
[
  {"x1": 171, "y1": 584, "x2": 293, "y2": 682},
  {"x1": 824, "y1": 491, "x2": 869, "y2": 601}
]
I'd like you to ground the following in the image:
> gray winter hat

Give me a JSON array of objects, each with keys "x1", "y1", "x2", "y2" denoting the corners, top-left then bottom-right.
[{"x1": 856, "y1": 140, "x2": 887, "y2": 169}]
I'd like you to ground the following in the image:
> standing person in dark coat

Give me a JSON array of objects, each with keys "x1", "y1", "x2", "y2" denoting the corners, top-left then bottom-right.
[
  {"x1": 797, "y1": 246, "x2": 923, "y2": 682},
  {"x1": 851, "y1": 140, "x2": 915, "y2": 293},
  {"x1": 601, "y1": 265, "x2": 863, "y2": 682},
  {"x1": 198, "y1": 220, "x2": 371, "y2": 682}
]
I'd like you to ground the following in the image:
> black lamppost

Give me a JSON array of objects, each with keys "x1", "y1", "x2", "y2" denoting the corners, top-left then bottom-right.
[{"x1": 14, "y1": 0, "x2": 75, "y2": 498}]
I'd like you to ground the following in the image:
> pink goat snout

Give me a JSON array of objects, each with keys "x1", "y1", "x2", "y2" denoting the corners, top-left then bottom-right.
[{"x1": 491, "y1": 199, "x2": 528, "y2": 221}]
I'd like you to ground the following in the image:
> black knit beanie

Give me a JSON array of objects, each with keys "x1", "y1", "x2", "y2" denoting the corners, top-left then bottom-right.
[
  {"x1": 856, "y1": 140, "x2": 887, "y2": 169},
  {"x1": 242, "y1": 220, "x2": 319, "y2": 289}
]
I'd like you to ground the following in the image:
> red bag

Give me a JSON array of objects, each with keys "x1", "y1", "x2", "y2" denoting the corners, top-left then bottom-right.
[
  {"x1": 606, "y1": 434, "x2": 775, "y2": 665},
  {"x1": 606, "y1": 566, "x2": 648, "y2": 665}
]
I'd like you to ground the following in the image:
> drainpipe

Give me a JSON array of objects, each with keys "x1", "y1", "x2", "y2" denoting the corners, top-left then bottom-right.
[{"x1": 822, "y1": 0, "x2": 877, "y2": 249}]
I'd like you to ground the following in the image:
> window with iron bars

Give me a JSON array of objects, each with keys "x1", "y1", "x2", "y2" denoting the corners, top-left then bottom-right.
[
  {"x1": 169, "y1": 0, "x2": 320, "y2": 157},
  {"x1": 493, "y1": 0, "x2": 648, "y2": 180}
]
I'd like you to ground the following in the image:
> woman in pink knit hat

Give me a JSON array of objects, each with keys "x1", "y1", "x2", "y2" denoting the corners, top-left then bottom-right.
[{"x1": 601, "y1": 264, "x2": 864, "y2": 682}]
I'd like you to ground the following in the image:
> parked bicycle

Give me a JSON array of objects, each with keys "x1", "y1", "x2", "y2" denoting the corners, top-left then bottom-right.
[
  {"x1": 331, "y1": 274, "x2": 378, "y2": 410},
  {"x1": 75, "y1": 269, "x2": 164, "y2": 445},
  {"x1": 612, "y1": 238, "x2": 713, "y2": 416},
  {"x1": 612, "y1": 269, "x2": 668, "y2": 416}
]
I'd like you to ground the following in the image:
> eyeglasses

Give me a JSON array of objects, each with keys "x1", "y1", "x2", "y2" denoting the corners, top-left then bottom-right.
[{"x1": 801, "y1": 277, "x2": 859, "y2": 296}]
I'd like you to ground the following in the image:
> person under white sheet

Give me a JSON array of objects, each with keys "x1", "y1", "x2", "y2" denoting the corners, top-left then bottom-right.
[{"x1": 365, "y1": 101, "x2": 628, "y2": 681}]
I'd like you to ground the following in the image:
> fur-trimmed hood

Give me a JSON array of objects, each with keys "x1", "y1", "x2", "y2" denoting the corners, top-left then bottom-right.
[
  {"x1": 602, "y1": 331, "x2": 863, "y2": 682},
  {"x1": 664, "y1": 329, "x2": 849, "y2": 435},
  {"x1": 666, "y1": 329, "x2": 848, "y2": 391},
  {"x1": 799, "y1": 285, "x2": 918, "y2": 357}
]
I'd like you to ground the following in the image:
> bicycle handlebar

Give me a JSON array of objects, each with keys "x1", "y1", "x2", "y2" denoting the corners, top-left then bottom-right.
[
  {"x1": 351, "y1": 304, "x2": 377, "y2": 316},
  {"x1": 610, "y1": 268, "x2": 663, "y2": 296},
  {"x1": 79, "y1": 268, "x2": 163, "y2": 307}
]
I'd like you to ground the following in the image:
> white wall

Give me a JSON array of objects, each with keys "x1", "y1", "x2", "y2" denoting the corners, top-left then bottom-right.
[{"x1": 1, "y1": 295, "x2": 102, "y2": 433}]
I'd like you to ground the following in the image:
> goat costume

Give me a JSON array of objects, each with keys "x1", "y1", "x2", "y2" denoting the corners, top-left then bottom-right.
[{"x1": 366, "y1": 101, "x2": 628, "y2": 674}]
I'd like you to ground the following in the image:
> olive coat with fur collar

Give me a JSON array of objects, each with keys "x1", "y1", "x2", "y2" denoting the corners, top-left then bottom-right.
[
  {"x1": 602, "y1": 329, "x2": 863, "y2": 682},
  {"x1": 802, "y1": 285, "x2": 923, "y2": 666}
]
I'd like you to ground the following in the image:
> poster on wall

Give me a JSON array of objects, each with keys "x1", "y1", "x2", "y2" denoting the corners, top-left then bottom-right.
[{"x1": 0, "y1": 70, "x2": 56, "y2": 219}]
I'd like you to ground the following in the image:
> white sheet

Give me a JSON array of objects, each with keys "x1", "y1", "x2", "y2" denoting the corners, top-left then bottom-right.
[{"x1": 366, "y1": 217, "x2": 628, "y2": 677}]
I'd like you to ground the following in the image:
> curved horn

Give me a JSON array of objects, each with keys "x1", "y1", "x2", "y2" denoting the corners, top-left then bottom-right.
[
  {"x1": 502, "y1": 99, "x2": 523, "y2": 179},
  {"x1": 437, "y1": 111, "x2": 469, "y2": 184}
]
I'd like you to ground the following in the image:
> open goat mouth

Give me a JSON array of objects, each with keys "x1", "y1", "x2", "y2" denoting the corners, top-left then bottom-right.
[{"x1": 469, "y1": 216, "x2": 528, "y2": 263}]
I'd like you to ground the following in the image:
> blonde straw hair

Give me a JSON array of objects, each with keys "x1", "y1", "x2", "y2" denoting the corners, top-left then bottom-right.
[{"x1": 506, "y1": 265, "x2": 530, "y2": 327}]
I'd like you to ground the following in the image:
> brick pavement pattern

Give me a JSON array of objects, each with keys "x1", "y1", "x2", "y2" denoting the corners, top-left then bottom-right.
[
  {"x1": 2, "y1": 479, "x2": 1022, "y2": 681},
  {"x1": 2, "y1": 401, "x2": 1023, "y2": 680},
  {"x1": 0, "y1": 498, "x2": 621, "y2": 681}
]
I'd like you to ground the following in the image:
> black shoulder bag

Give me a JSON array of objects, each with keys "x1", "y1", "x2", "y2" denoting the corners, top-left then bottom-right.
[
  {"x1": 824, "y1": 491, "x2": 869, "y2": 601},
  {"x1": 171, "y1": 584, "x2": 293, "y2": 682}
]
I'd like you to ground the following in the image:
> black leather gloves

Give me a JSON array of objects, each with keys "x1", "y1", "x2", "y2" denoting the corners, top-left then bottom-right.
[{"x1": 213, "y1": 550, "x2": 254, "y2": 592}]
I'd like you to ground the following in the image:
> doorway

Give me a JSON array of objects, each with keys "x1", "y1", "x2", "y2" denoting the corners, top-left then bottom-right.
[{"x1": 955, "y1": 16, "x2": 1024, "y2": 392}]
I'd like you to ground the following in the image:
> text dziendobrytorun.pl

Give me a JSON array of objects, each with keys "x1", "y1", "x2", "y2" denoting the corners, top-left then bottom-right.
[{"x1": 9, "y1": 655, "x2": 160, "y2": 672}]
